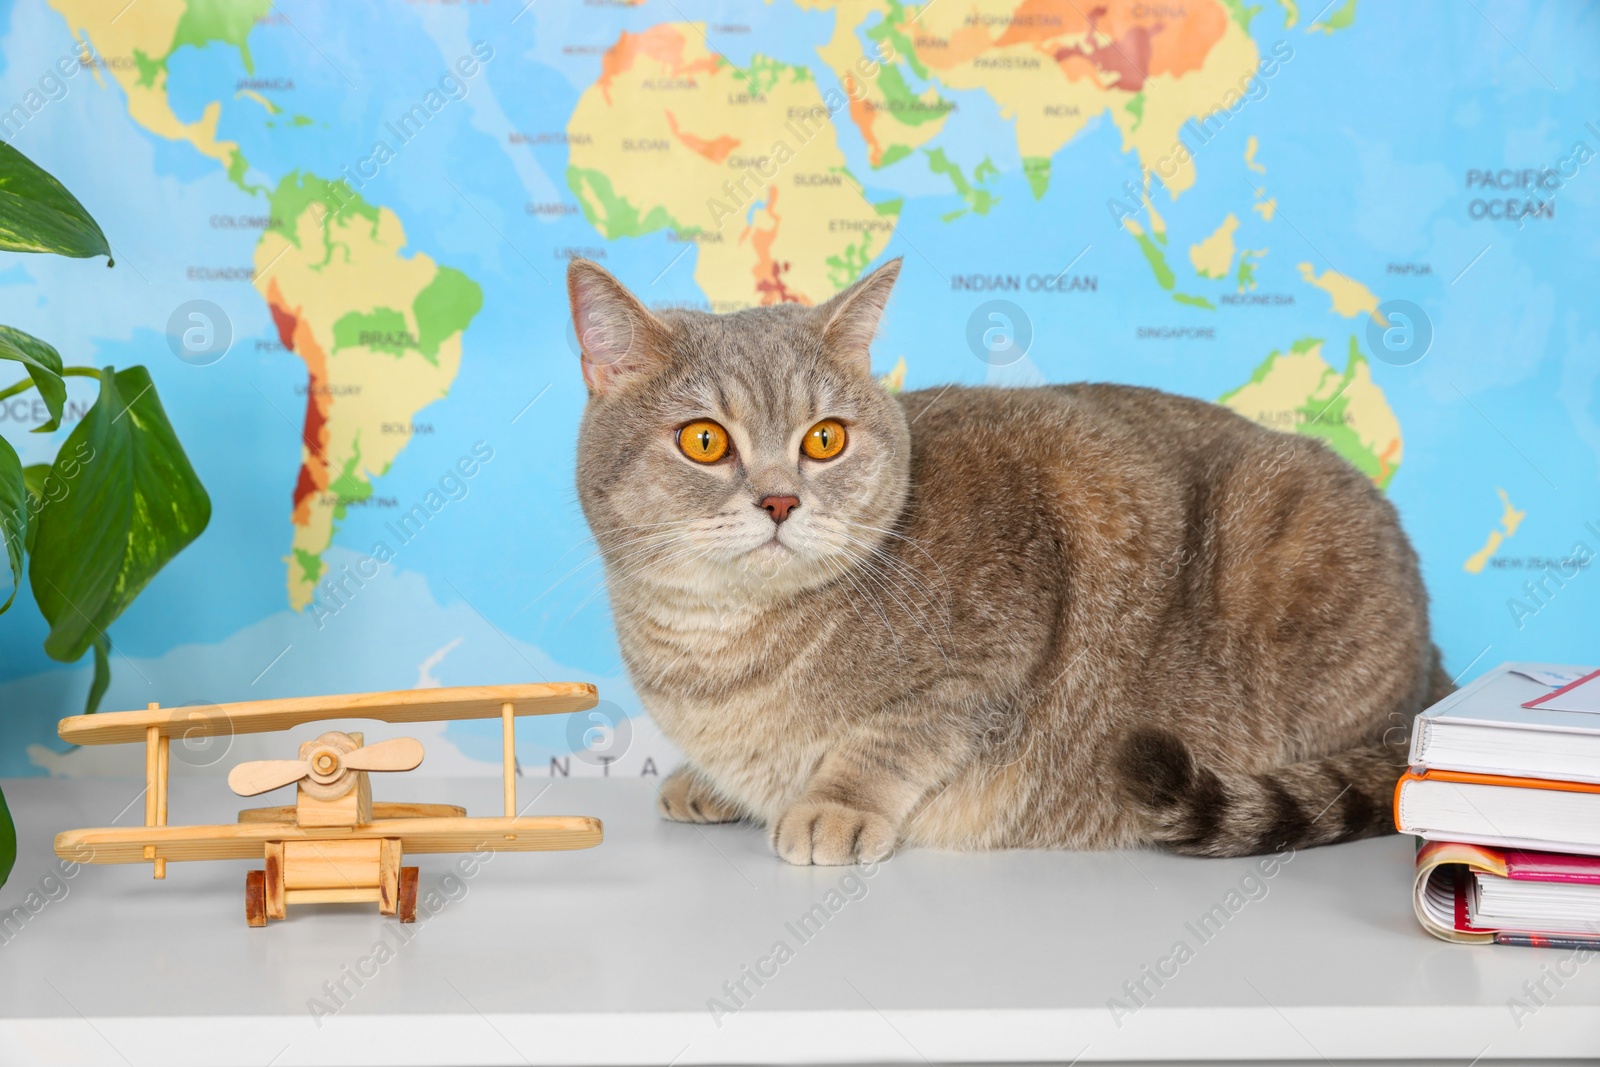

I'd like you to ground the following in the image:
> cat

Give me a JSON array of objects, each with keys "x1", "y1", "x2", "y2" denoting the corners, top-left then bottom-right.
[{"x1": 569, "y1": 256, "x2": 1447, "y2": 866}]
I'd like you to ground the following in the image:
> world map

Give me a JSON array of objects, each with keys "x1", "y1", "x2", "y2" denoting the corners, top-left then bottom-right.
[{"x1": 0, "y1": 0, "x2": 1595, "y2": 780}]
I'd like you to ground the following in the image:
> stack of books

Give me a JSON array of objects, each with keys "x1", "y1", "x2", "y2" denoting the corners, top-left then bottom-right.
[{"x1": 1395, "y1": 662, "x2": 1600, "y2": 946}]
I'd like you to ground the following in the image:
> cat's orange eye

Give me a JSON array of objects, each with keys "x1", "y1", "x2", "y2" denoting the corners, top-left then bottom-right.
[
  {"x1": 802, "y1": 419, "x2": 847, "y2": 461},
  {"x1": 678, "y1": 420, "x2": 729, "y2": 463}
]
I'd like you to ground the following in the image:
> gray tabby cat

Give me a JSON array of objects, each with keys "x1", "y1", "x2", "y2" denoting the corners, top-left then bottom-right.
[{"x1": 569, "y1": 257, "x2": 1445, "y2": 866}]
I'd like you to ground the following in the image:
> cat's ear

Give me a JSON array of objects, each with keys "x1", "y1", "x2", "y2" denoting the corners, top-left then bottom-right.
[
  {"x1": 567, "y1": 259, "x2": 669, "y2": 394},
  {"x1": 819, "y1": 257, "x2": 901, "y2": 369}
]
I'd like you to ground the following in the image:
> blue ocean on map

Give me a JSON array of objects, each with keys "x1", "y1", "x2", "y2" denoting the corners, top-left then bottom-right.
[{"x1": 0, "y1": 0, "x2": 1595, "y2": 779}]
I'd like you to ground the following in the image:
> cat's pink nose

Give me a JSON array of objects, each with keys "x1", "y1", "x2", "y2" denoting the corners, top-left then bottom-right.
[{"x1": 759, "y1": 495, "x2": 800, "y2": 524}]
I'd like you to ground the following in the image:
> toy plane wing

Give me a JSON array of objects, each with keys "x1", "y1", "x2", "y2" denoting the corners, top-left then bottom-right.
[
  {"x1": 56, "y1": 815, "x2": 603, "y2": 866},
  {"x1": 58, "y1": 682, "x2": 597, "y2": 746}
]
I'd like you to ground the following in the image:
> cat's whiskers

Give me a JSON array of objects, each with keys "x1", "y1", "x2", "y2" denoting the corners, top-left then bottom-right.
[
  {"x1": 555, "y1": 517, "x2": 701, "y2": 567},
  {"x1": 599, "y1": 516, "x2": 724, "y2": 551},
  {"x1": 815, "y1": 552, "x2": 872, "y2": 633},
  {"x1": 519, "y1": 519, "x2": 706, "y2": 614},
  {"x1": 809, "y1": 520, "x2": 952, "y2": 633},
  {"x1": 603, "y1": 542, "x2": 774, "y2": 610},
  {"x1": 595, "y1": 534, "x2": 714, "y2": 590},
  {"x1": 599, "y1": 512, "x2": 780, "y2": 592},
  {"x1": 832, "y1": 539, "x2": 951, "y2": 652},
  {"x1": 599, "y1": 528, "x2": 705, "y2": 570},
  {"x1": 836, "y1": 517, "x2": 953, "y2": 598},
  {"x1": 795, "y1": 555, "x2": 880, "y2": 731},
  {"x1": 768, "y1": 521, "x2": 899, "y2": 645},
  {"x1": 820, "y1": 548, "x2": 901, "y2": 652},
  {"x1": 822, "y1": 538, "x2": 950, "y2": 665},
  {"x1": 839, "y1": 538, "x2": 951, "y2": 627},
  {"x1": 606, "y1": 517, "x2": 717, "y2": 533},
  {"x1": 568, "y1": 535, "x2": 721, "y2": 620},
  {"x1": 598, "y1": 514, "x2": 760, "y2": 572},
  {"x1": 554, "y1": 529, "x2": 703, "y2": 608},
  {"x1": 566, "y1": 518, "x2": 739, "y2": 612},
  {"x1": 551, "y1": 517, "x2": 707, "y2": 574}
]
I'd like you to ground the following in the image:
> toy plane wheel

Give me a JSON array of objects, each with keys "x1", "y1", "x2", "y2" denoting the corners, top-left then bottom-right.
[
  {"x1": 397, "y1": 866, "x2": 419, "y2": 923},
  {"x1": 245, "y1": 870, "x2": 267, "y2": 928}
]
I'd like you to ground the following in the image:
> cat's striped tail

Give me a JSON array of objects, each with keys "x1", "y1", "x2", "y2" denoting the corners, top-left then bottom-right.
[{"x1": 1114, "y1": 729, "x2": 1410, "y2": 858}]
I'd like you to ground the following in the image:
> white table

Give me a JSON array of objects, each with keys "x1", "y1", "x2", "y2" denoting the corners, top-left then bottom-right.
[{"x1": 1, "y1": 777, "x2": 1597, "y2": 1066}]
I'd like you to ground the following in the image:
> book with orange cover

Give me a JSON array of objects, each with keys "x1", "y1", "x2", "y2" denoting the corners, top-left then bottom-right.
[
  {"x1": 1411, "y1": 840, "x2": 1600, "y2": 946},
  {"x1": 1394, "y1": 767, "x2": 1600, "y2": 856}
]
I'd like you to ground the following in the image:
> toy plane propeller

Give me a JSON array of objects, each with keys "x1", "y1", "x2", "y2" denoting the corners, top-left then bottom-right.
[
  {"x1": 54, "y1": 684, "x2": 604, "y2": 926},
  {"x1": 228, "y1": 733, "x2": 424, "y2": 796}
]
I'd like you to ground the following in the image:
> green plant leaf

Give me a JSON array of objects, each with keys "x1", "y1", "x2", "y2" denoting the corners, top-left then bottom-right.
[
  {"x1": 29, "y1": 366, "x2": 211, "y2": 672},
  {"x1": 21, "y1": 463, "x2": 48, "y2": 555},
  {"x1": 0, "y1": 433, "x2": 23, "y2": 613},
  {"x1": 0, "y1": 785, "x2": 14, "y2": 890},
  {"x1": 87, "y1": 634, "x2": 111, "y2": 716},
  {"x1": 0, "y1": 324, "x2": 67, "y2": 432},
  {"x1": 0, "y1": 141, "x2": 110, "y2": 261}
]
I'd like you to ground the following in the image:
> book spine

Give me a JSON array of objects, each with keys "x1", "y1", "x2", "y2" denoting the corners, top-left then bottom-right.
[
  {"x1": 1504, "y1": 872, "x2": 1600, "y2": 886},
  {"x1": 1408, "y1": 715, "x2": 1429, "y2": 766},
  {"x1": 1495, "y1": 932, "x2": 1600, "y2": 950}
]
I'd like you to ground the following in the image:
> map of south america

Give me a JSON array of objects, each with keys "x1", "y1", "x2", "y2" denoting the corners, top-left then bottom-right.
[
  {"x1": 50, "y1": 1, "x2": 486, "y2": 614},
  {"x1": 254, "y1": 175, "x2": 482, "y2": 611}
]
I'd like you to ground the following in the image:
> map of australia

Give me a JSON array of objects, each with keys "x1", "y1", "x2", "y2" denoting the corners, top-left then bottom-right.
[
  {"x1": 1219, "y1": 337, "x2": 1403, "y2": 490},
  {"x1": 253, "y1": 174, "x2": 482, "y2": 611}
]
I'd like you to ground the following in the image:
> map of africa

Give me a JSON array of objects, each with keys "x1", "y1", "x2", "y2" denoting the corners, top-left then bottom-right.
[{"x1": 0, "y1": 0, "x2": 1595, "y2": 780}]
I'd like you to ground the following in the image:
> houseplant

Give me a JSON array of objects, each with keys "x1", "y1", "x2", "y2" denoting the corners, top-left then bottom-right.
[{"x1": 0, "y1": 141, "x2": 211, "y2": 886}]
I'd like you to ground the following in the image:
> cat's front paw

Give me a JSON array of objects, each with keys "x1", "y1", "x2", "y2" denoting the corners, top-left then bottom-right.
[
  {"x1": 771, "y1": 801, "x2": 896, "y2": 866},
  {"x1": 657, "y1": 768, "x2": 743, "y2": 824}
]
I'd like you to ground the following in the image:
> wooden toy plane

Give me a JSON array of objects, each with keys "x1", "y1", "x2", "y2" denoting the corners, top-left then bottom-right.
[{"x1": 53, "y1": 683, "x2": 603, "y2": 926}]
